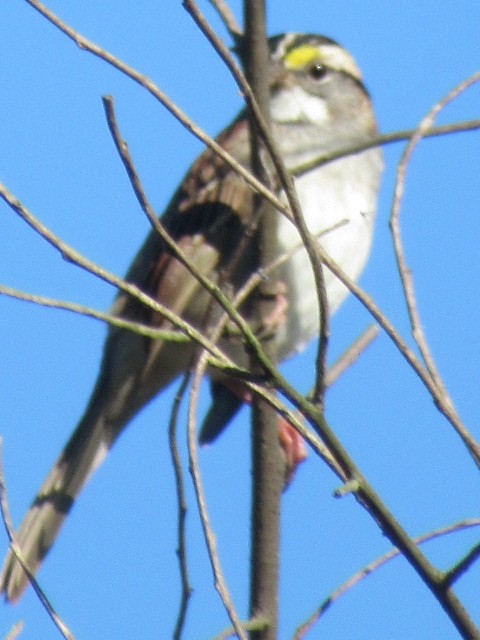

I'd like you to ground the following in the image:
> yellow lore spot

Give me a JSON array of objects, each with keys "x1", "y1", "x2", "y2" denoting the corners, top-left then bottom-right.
[
  {"x1": 283, "y1": 43, "x2": 363, "y2": 81},
  {"x1": 284, "y1": 45, "x2": 321, "y2": 71},
  {"x1": 285, "y1": 44, "x2": 320, "y2": 71}
]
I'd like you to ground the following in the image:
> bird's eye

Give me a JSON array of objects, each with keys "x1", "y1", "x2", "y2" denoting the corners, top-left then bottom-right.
[{"x1": 307, "y1": 62, "x2": 328, "y2": 81}]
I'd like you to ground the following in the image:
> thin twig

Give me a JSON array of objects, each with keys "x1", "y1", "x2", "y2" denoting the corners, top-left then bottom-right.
[
  {"x1": 295, "y1": 518, "x2": 480, "y2": 639},
  {"x1": 101, "y1": 92, "x2": 344, "y2": 479},
  {"x1": 291, "y1": 119, "x2": 480, "y2": 177},
  {"x1": 390, "y1": 71, "x2": 480, "y2": 467},
  {"x1": 213, "y1": 616, "x2": 268, "y2": 640},
  {"x1": 15, "y1": 6, "x2": 480, "y2": 635},
  {"x1": 226, "y1": 219, "x2": 348, "y2": 332},
  {"x1": 444, "y1": 541, "x2": 480, "y2": 588},
  {"x1": 183, "y1": 0, "x2": 330, "y2": 406},
  {"x1": 187, "y1": 355, "x2": 248, "y2": 640},
  {"x1": 325, "y1": 324, "x2": 380, "y2": 388},
  {"x1": 308, "y1": 231, "x2": 480, "y2": 468},
  {"x1": 4, "y1": 621, "x2": 25, "y2": 640},
  {"x1": 0, "y1": 284, "x2": 189, "y2": 342},
  {"x1": 0, "y1": 440, "x2": 76, "y2": 640},
  {"x1": 101, "y1": 95, "x2": 282, "y2": 386},
  {"x1": 0, "y1": 181, "x2": 246, "y2": 370},
  {"x1": 391, "y1": 72, "x2": 480, "y2": 389},
  {"x1": 207, "y1": 0, "x2": 242, "y2": 37},
  {"x1": 168, "y1": 374, "x2": 193, "y2": 640},
  {"x1": 26, "y1": 0, "x2": 290, "y2": 221},
  {"x1": 22, "y1": 0, "x2": 480, "y2": 469}
]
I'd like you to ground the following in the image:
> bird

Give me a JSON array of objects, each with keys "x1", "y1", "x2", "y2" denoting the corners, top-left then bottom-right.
[{"x1": 1, "y1": 32, "x2": 383, "y2": 602}]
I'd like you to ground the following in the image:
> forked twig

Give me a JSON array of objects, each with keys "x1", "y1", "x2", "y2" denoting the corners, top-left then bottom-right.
[
  {"x1": 213, "y1": 616, "x2": 268, "y2": 640},
  {"x1": 294, "y1": 518, "x2": 480, "y2": 639},
  {"x1": 0, "y1": 180, "x2": 238, "y2": 368},
  {"x1": 444, "y1": 541, "x2": 480, "y2": 588}
]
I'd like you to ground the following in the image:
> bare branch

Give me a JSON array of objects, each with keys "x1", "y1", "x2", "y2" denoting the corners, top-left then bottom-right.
[
  {"x1": 183, "y1": 0, "x2": 330, "y2": 406},
  {"x1": 241, "y1": 4, "x2": 283, "y2": 638},
  {"x1": 0, "y1": 440, "x2": 75, "y2": 640},
  {"x1": 390, "y1": 71, "x2": 480, "y2": 466},
  {"x1": 213, "y1": 616, "x2": 268, "y2": 640},
  {"x1": 4, "y1": 622, "x2": 25, "y2": 640},
  {"x1": 207, "y1": 0, "x2": 242, "y2": 37},
  {"x1": 0, "y1": 284, "x2": 189, "y2": 342},
  {"x1": 168, "y1": 374, "x2": 193, "y2": 639},
  {"x1": 0, "y1": 181, "x2": 243, "y2": 368},
  {"x1": 444, "y1": 541, "x2": 480, "y2": 588},
  {"x1": 26, "y1": 0, "x2": 290, "y2": 221},
  {"x1": 294, "y1": 518, "x2": 480, "y2": 639},
  {"x1": 391, "y1": 72, "x2": 480, "y2": 387},
  {"x1": 292, "y1": 118, "x2": 480, "y2": 178},
  {"x1": 325, "y1": 324, "x2": 380, "y2": 388},
  {"x1": 187, "y1": 355, "x2": 248, "y2": 640},
  {"x1": 304, "y1": 226, "x2": 480, "y2": 468}
]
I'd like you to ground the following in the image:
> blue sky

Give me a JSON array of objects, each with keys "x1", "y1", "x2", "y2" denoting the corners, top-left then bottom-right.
[{"x1": 1, "y1": 1, "x2": 479, "y2": 638}]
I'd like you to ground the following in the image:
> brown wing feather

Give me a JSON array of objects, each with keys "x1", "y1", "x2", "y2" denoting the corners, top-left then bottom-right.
[{"x1": 0, "y1": 114, "x2": 258, "y2": 603}]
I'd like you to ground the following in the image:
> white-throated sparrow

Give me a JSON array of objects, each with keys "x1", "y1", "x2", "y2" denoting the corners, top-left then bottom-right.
[{"x1": 1, "y1": 33, "x2": 383, "y2": 601}]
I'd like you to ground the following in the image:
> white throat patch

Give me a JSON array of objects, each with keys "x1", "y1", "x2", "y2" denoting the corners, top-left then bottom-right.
[{"x1": 270, "y1": 85, "x2": 329, "y2": 124}]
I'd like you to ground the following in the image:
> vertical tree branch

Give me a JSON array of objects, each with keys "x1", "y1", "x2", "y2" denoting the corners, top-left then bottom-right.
[
  {"x1": 242, "y1": 3, "x2": 283, "y2": 639},
  {"x1": 168, "y1": 373, "x2": 193, "y2": 639}
]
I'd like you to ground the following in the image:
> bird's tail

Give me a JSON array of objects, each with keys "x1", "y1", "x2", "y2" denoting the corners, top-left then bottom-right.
[{"x1": 0, "y1": 401, "x2": 114, "y2": 603}]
